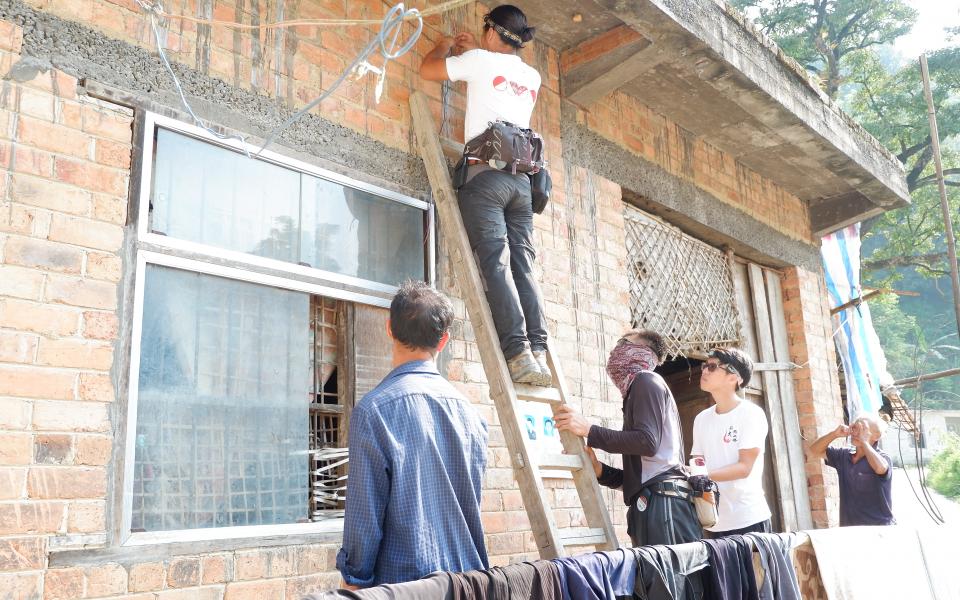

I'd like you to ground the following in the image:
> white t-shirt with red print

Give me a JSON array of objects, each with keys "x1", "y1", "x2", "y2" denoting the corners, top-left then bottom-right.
[
  {"x1": 445, "y1": 49, "x2": 541, "y2": 142},
  {"x1": 690, "y1": 399, "x2": 772, "y2": 531}
]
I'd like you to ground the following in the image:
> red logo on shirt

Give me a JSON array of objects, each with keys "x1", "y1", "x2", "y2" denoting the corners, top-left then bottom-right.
[{"x1": 492, "y1": 76, "x2": 536, "y2": 102}]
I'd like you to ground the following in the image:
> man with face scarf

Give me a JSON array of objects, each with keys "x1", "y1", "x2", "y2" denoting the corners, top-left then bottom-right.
[{"x1": 554, "y1": 330, "x2": 703, "y2": 546}]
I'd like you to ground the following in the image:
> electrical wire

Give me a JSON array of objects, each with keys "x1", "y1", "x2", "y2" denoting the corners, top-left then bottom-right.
[{"x1": 135, "y1": 0, "x2": 466, "y2": 157}]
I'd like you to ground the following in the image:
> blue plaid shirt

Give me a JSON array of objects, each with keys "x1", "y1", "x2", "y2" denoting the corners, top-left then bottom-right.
[{"x1": 336, "y1": 359, "x2": 489, "y2": 587}]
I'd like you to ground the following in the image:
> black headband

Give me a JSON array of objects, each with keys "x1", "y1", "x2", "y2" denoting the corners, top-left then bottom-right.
[{"x1": 484, "y1": 14, "x2": 524, "y2": 46}]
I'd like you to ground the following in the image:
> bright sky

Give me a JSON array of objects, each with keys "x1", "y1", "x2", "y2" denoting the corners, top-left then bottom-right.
[{"x1": 893, "y1": 0, "x2": 960, "y2": 59}]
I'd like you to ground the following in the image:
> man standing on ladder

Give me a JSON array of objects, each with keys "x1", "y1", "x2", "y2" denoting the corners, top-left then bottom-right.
[
  {"x1": 554, "y1": 330, "x2": 703, "y2": 546},
  {"x1": 420, "y1": 5, "x2": 552, "y2": 386}
]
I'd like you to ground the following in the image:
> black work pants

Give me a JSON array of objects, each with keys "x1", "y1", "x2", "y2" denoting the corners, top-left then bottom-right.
[
  {"x1": 706, "y1": 518, "x2": 772, "y2": 539},
  {"x1": 627, "y1": 490, "x2": 704, "y2": 548},
  {"x1": 457, "y1": 168, "x2": 548, "y2": 359}
]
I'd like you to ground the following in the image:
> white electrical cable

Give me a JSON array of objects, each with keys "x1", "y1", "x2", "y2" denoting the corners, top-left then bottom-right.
[{"x1": 136, "y1": 0, "x2": 424, "y2": 158}]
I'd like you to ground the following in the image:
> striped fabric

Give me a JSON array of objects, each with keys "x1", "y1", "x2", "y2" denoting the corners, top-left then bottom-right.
[{"x1": 821, "y1": 224, "x2": 888, "y2": 418}]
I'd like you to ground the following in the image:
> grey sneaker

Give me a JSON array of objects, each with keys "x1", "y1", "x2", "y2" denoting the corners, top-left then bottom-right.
[
  {"x1": 507, "y1": 349, "x2": 541, "y2": 385},
  {"x1": 532, "y1": 350, "x2": 553, "y2": 387}
]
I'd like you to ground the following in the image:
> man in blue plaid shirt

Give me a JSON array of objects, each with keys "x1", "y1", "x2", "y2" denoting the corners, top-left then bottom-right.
[{"x1": 336, "y1": 281, "x2": 489, "y2": 589}]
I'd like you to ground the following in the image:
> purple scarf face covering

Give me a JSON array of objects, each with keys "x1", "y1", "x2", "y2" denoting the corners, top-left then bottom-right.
[{"x1": 606, "y1": 343, "x2": 658, "y2": 396}]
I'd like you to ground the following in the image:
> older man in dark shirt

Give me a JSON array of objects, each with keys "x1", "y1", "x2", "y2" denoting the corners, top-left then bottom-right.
[
  {"x1": 807, "y1": 413, "x2": 894, "y2": 526},
  {"x1": 554, "y1": 329, "x2": 702, "y2": 546}
]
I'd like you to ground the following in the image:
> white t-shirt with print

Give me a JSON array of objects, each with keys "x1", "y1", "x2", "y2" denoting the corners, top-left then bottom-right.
[
  {"x1": 445, "y1": 49, "x2": 541, "y2": 142},
  {"x1": 690, "y1": 400, "x2": 772, "y2": 531}
]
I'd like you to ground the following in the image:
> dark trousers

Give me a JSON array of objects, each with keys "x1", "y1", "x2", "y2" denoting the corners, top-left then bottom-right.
[
  {"x1": 627, "y1": 490, "x2": 704, "y2": 547},
  {"x1": 457, "y1": 169, "x2": 548, "y2": 359},
  {"x1": 706, "y1": 518, "x2": 772, "y2": 539}
]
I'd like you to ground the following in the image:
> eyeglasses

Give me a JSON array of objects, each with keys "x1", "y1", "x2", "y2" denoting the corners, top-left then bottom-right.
[{"x1": 702, "y1": 362, "x2": 738, "y2": 375}]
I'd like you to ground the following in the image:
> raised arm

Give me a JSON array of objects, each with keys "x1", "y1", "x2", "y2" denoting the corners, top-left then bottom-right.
[
  {"x1": 807, "y1": 424, "x2": 849, "y2": 461},
  {"x1": 420, "y1": 36, "x2": 455, "y2": 82}
]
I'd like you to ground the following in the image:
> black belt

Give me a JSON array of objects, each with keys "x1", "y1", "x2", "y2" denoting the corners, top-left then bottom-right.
[{"x1": 646, "y1": 478, "x2": 692, "y2": 500}]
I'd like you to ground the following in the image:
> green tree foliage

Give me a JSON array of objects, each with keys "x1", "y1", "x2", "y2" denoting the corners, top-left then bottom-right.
[
  {"x1": 732, "y1": 1, "x2": 960, "y2": 405},
  {"x1": 732, "y1": 0, "x2": 917, "y2": 97},
  {"x1": 928, "y1": 433, "x2": 960, "y2": 499}
]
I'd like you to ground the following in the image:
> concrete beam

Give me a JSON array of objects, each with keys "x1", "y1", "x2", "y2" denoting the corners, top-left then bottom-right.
[
  {"x1": 809, "y1": 192, "x2": 886, "y2": 238},
  {"x1": 560, "y1": 101, "x2": 822, "y2": 271}
]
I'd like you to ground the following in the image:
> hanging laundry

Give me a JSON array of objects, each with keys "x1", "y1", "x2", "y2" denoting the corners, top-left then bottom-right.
[
  {"x1": 632, "y1": 542, "x2": 708, "y2": 600},
  {"x1": 552, "y1": 549, "x2": 637, "y2": 600},
  {"x1": 303, "y1": 571, "x2": 454, "y2": 599},
  {"x1": 743, "y1": 534, "x2": 801, "y2": 600},
  {"x1": 702, "y1": 537, "x2": 759, "y2": 600}
]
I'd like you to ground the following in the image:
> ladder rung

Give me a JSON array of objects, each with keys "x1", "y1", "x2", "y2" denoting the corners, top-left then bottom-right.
[
  {"x1": 559, "y1": 527, "x2": 609, "y2": 546},
  {"x1": 514, "y1": 383, "x2": 562, "y2": 404},
  {"x1": 539, "y1": 453, "x2": 583, "y2": 471}
]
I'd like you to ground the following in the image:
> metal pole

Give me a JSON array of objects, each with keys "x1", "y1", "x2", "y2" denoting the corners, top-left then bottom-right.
[
  {"x1": 894, "y1": 366, "x2": 960, "y2": 388},
  {"x1": 920, "y1": 55, "x2": 960, "y2": 343}
]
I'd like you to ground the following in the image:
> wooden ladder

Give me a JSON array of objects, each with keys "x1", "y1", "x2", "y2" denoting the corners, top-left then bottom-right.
[{"x1": 409, "y1": 91, "x2": 618, "y2": 559}]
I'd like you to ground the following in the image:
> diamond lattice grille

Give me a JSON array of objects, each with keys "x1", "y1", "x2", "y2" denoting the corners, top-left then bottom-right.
[{"x1": 624, "y1": 207, "x2": 741, "y2": 357}]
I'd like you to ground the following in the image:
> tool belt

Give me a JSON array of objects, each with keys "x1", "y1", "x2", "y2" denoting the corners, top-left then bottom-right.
[
  {"x1": 646, "y1": 478, "x2": 693, "y2": 500},
  {"x1": 463, "y1": 120, "x2": 545, "y2": 175}
]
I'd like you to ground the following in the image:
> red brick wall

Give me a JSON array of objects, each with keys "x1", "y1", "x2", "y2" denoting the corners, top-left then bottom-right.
[
  {"x1": 782, "y1": 266, "x2": 843, "y2": 528},
  {"x1": 0, "y1": 0, "x2": 843, "y2": 596}
]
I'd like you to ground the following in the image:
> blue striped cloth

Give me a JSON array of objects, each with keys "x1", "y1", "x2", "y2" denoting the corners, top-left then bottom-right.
[{"x1": 336, "y1": 359, "x2": 489, "y2": 587}]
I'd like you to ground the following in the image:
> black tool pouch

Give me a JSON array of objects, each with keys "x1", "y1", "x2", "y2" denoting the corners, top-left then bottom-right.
[
  {"x1": 530, "y1": 167, "x2": 552, "y2": 214},
  {"x1": 464, "y1": 120, "x2": 544, "y2": 174},
  {"x1": 451, "y1": 155, "x2": 468, "y2": 189}
]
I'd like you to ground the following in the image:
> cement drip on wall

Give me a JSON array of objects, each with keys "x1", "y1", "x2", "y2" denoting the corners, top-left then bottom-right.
[
  {"x1": 559, "y1": 101, "x2": 822, "y2": 271},
  {"x1": 0, "y1": 0, "x2": 428, "y2": 196}
]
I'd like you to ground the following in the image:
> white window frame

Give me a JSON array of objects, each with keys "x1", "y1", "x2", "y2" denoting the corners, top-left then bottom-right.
[{"x1": 120, "y1": 113, "x2": 434, "y2": 546}]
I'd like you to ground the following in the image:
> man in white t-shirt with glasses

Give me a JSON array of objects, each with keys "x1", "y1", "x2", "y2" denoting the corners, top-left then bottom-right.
[
  {"x1": 420, "y1": 5, "x2": 552, "y2": 387},
  {"x1": 691, "y1": 347, "x2": 773, "y2": 537}
]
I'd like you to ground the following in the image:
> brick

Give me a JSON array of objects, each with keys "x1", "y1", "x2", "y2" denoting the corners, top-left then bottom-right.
[
  {"x1": 0, "y1": 265, "x2": 46, "y2": 300},
  {"x1": 0, "y1": 535, "x2": 46, "y2": 570},
  {"x1": 128, "y1": 562, "x2": 165, "y2": 592},
  {"x1": 81, "y1": 108, "x2": 132, "y2": 142},
  {"x1": 85, "y1": 251, "x2": 123, "y2": 282},
  {"x1": 33, "y1": 400, "x2": 109, "y2": 432},
  {"x1": 27, "y1": 466, "x2": 107, "y2": 499},
  {"x1": 4, "y1": 236, "x2": 84, "y2": 273},
  {"x1": 0, "y1": 365, "x2": 76, "y2": 400},
  {"x1": 286, "y1": 573, "x2": 340, "y2": 599},
  {"x1": 295, "y1": 546, "x2": 331, "y2": 575},
  {"x1": 167, "y1": 557, "x2": 201, "y2": 588},
  {"x1": 17, "y1": 116, "x2": 91, "y2": 157},
  {"x1": 95, "y1": 138, "x2": 132, "y2": 169},
  {"x1": 0, "y1": 467, "x2": 27, "y2": 500},
  {"x1": 0, "y1": 330, "x2": 39, "y2": 364},
  {"x1": 43, "y1": 567, "x2": 84, "y2": 600},
  {"x1": 75, "y1": 435, "x2": 111, "y2": 466},
  {"x1": 0, "y1": 500, "x2": 65, "y2": 534},
  {"x1": 11, "y1": 173, "x2": 91, "y2": 216},
  {"x1": 78, "y1": 372, "x2": 114, "y2": 402},
  {"x1": 34, "y1": 434, "x2": 74, "y2": 465},
  {"x1": 82, "y1": 311, "x2": 119, "y2": 341},
  {"x1": 45, "y1": 274, "x2": 117, "y2": 310},
  {"x1": 0, "y1": 433, "x2": 31, "y2": 466},
  {"x1": 17, "y1": 87, "x2": 57, "y2": 121},
  {"x1": 0, "y1": 397, "x2": 31, "y2": 430},
  {"x1": 85, "y1": 563, "x2": 127, "y2": 597},
  {"x1": 9, "y1": 143, "x2": 56, "y2": 177},
  {"x1": 0, "y1": 21, "x2": 23, "y2": 53},
  {"x1": 234, "y1": 550, "x2": 268, "y2": 580},
  {"x1": 0, "y1": 298, "x2": 80, "y2": 336},
  {"x1": 201, "y1": 554, "x2": 230, "y2": 584},
  {"x1": 91, "y1": 195, "x2": 127, "y2": 226},
  {"x1": 67, "y1": 499, "x2": 105, "y2": 533},
  {"x1": 156, "y1": 588, "x2": 225, "y2": 600},
  {"x1": 224, "y1": 579, "x2": 285, "y2": 600},
  {"x1": 36, "y1": 337, "x2": 114, "y2": 370},
  {"x1": 54, "y1": 157, "x2": 128, "y2": 197},
  {"x1": 47, "y1": 213, "x2": 124, "y2": 252},
  {"x1": 0, "y1": 571, "x2": 41, "y2": 600}
]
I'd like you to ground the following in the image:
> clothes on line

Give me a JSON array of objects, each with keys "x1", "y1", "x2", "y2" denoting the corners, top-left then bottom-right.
[{"x1": 307, "y1": 533, "x2": 802, "y2": 600}]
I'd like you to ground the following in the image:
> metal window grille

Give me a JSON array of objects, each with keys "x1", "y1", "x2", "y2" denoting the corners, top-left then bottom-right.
[
  {"x1": 309, "y1": 296, "x2": 347, "y2": 519},
  {"x1": 624, "y1": 206, "x2": 741, "y2": 357}
]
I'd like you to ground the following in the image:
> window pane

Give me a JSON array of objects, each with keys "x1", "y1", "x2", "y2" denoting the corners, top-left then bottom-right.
[
  {"x1": 133, "y1": 265, "x2": 309, "y2": 532},
  {"x1": 150, "y1": 127, "x2": 427, "y2": 287},
  {"x1": 151, "y1": 128, "x2": 301, "y2": 263},
  {"x1": 300, "y1": 176, "x2": 425, "y2": 286}
]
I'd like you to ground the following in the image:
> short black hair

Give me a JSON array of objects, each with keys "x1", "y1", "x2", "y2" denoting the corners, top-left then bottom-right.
[
  {"x1": 708, "y1": 347, "x2": 754, "y2": 390},
  {"x1": 389, "y1": 280, "x2": 455, "y2": 351},
  {"x1": 484, "y1": 5, "x2": 535, "y2": 48},
  {"x1": 623, "y1": 329, "x2": 667, "y2": 363}
]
